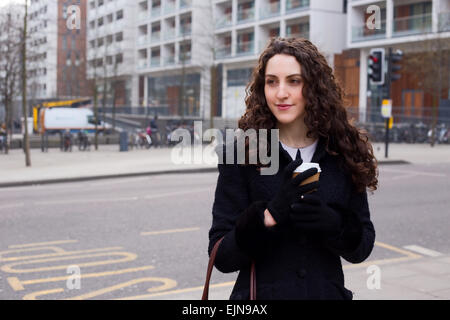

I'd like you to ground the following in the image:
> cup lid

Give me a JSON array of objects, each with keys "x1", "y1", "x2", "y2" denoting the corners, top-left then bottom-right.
[{"x1": 294, "y1": 162, "x2": 321, "y2": 173}]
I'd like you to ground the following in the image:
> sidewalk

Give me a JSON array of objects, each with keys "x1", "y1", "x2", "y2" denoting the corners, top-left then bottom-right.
[
  {"x1": 1, "y1": 142, "x2": 450, "y2": 187},
  {"x1": 150, "y1": 253, "x2": 450, "y2": 300}
]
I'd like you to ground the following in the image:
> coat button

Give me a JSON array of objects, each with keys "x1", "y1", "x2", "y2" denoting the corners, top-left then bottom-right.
[{"x1": 296, "y1": 269, "x2": 307, "y2": 279}]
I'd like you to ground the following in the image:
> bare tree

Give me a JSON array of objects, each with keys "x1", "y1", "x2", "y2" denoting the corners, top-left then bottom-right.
[
  {"x1": 21, "y1": 0, "x2": 31, "y2": 166},
  {"x1": 0, "y1": 5, "x2": 23, "y2": 154},
  {"x1": 403, "y1": 36, "x2": 450, "y2": 146}
]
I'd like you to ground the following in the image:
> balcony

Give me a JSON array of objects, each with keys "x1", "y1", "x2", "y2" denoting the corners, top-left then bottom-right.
[
  {"x1": 151, "y1": 32, "x2": 161, "y2": 43},
  {"x1": 164, "y1": 1, "x2": 176, "y2": 15},
  {"x1": 286, "y1": 30, "x2": 309, "y2": 40},
  {"x1": 216, "y1": 12, "x2": 232, "y2": 29},
  {"x1": 137, "y1": 35, "x2": 149, "y2": 45},
  {"x1": 352, "y1": 21, "x2": 387, "y2": 42},
  {"x1": 151, "y1": 6, "x2": 161, "y2": 18},
  {"x1": 260, "y1": 1, "x2": 280, "y2": 20},
  {"x1": 236, "y1": 39, "x2": 254, "y2": 56},
  {"x1": 180, "y1": 0, "x2": 192, "y2": 10},
  {"x1": 216, "y1": 44, "x2": 232, "y2": 59},
  {"x1": 164, "y1": 28, "x2": 176, "y2": 41},
  {"x1": 138, "y1": 60, "x2": 148, "y2": 69},
  {"x1": 179, "y1": 52, "x2": 191, "y2": 63},
  {"x1": 393, "y1": 13, "x2": 432, "y2": 37},
  {"x1": 164, "y1": 55, "x2": 175, "y2": 66},
  {"x1": 237, "y1": 6, "x2": 254, "y2": 24},
  {"x1": 138, "y1": 11, "x2": 148, "y2": 21},
  {"x1": 286, "y1": 0, "x2": 309, "y2": 14},
  {"x1": 439, "y1": 12, "x2": 450, "y2": 32},
  {"x1": 150, "y1": 56, "x2": 160, "y2": 67},
  {"x1": 180, "y1": 24, "x2": 192, "y2": 36}
]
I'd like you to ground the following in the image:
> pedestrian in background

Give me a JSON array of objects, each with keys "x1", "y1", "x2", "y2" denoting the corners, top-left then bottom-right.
[
  {"x1": 208, "y1": 37, "x2": 379, "y2": 300},
  {"x1": 150, "y1": 114, "x2": 161, "y2": 148}
]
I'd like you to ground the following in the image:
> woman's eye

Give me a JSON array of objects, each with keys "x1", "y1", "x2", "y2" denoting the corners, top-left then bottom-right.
[
  {"x1": 266, "y1": 80, "x2": 276, "y2": 85},
  {"x1": 291, "y1": 79, "x2": 301, "y2": 84}
]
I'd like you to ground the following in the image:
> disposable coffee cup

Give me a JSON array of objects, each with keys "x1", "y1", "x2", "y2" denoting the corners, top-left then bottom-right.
[{"x1": 293, "y1": 162, "x2": 321, "y2": 186}]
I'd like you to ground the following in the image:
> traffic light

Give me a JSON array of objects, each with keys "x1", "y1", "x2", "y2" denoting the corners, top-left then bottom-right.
[
  {"x1": 389, "y1": 49, "x2": 403, "y2": 82},
  {"x1": 368, "y1": 48, "x2": 385, "y2": 85}
]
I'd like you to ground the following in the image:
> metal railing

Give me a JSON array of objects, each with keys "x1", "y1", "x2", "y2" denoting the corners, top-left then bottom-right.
[
  {"x1": 352, "y1": 21, "x2": 387, "y2": 42},
  {"x1": 393, "y1": 13, "x2": 432, "y2": 36}
]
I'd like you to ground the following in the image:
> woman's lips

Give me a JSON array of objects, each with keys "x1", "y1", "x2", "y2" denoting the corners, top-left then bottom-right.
[{"x1": 276, "y1": 104, "x2": 293, "y2": 111}]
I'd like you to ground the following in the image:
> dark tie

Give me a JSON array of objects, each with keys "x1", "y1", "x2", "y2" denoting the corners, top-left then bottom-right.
[{"x1": 295, "y1": 149, "x2": 301, "y2": 161}]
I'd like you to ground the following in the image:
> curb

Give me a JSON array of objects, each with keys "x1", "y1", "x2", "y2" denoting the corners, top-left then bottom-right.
[
  {"x1": 0, "y1": 160, "x2": 410, "y2": 188},
  {"x1": 0, "y1": 167, "x2": 218, "y2": 188},
  {"x1": 377, "y1": 160, "x2": 410, "y2": 165}
]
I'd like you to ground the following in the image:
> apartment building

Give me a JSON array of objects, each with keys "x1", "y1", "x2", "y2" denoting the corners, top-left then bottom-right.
[
  {"x1": 346, "y1": 0, "x2": 450, "y2": 123},
  {"x1": 86, "y1": 0, "x2": 138, "y2": 106},
  {"x1": 135, "y1": 0, "x2": 214, "y2": 119},
  {"x1": 28, "y1": 0, "x2": 90, "y2": 101},
  {"x1": 212, "y1": 0, "x2": 348, "y2": 121}
]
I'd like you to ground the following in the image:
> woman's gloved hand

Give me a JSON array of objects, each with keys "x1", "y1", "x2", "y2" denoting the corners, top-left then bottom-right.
[
  {"x1": 267, "y1": 158, "x2": 319, "y2": 226},
  {"x1": 290, "y1": 193, "x2": 342, "y2": 237}
]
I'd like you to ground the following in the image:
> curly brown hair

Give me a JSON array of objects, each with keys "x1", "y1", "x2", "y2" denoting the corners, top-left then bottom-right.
[{"x1": 238, "y1": 37, "x2": 378, "y2": 193}]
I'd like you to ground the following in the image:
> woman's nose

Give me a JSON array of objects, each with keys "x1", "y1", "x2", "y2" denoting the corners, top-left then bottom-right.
[{"x1": 276, "y1": 83, "x2": 289, "y2": 99}]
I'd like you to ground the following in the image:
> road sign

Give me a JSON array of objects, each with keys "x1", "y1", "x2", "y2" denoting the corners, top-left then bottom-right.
[{"x1": 381, "y1": 99, "x2": 392, "y2": 118}]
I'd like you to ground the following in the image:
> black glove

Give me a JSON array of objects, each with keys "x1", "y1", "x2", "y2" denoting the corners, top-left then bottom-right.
[
  {"x1": 267, "y1": 158, "x2": 319, "y2": 226},
  {"x1": 290, "y1": 193, "x2": 342, "y2": 237},
  {"x1": 235, "y1": 201, "x2": 269, "y2": 258}
]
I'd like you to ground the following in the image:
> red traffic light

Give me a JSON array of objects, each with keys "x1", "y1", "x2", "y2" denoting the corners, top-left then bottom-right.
[{"x1": 369, "y1": 55, "x2": 379, "y2": 63}]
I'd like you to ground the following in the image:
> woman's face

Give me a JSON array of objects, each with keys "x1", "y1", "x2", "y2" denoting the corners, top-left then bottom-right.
[{"x1": 264, "y1": 54, "x2": 306, "y2": 126}]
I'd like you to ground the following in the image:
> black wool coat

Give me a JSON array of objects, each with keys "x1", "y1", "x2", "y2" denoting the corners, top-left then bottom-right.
[{"x1": 208, "y1": 137, "x2": 376, "y2": 300}]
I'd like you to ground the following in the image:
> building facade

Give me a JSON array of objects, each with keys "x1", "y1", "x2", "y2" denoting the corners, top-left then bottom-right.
[
  {"x1": 86, "y1": 0, "x2": 138, "y2": 107},
  {"x1": 28, "y1": 0, "x2": 91, "y2": 102},
  {"x1": 347, "y1": 0, "x2": 450, "y2": 123},
  {"x1": 135, "y1": 0, "x2": 214, "y2": 120}
]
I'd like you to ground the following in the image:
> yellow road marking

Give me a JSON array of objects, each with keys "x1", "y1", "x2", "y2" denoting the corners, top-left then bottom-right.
[
  {"x1": 7, "y1": 265, "x2": 155, "y2": 291},
  {"x1": 0, "y1": 246, "x2": 122, "y2": 262},
  {"x1": 1, "y1": 251, "x2": 137, "y2": 273},
  {"x1": 8, "y1": 240, "x2": 78, "y2": 249},
  {"x1": 141, "y1": 227, "x2": 200, "y2": 236},
  {"x1": 0, "y1": 246, "x2": 67, "y2": 261},
  {"x1": 374, "y1": 241, "x2": 422, "y2": 258},
  {"x1": 117, "y1": 281, "x2": 235, "y2": 300},
  {"x1": 23, "y1": 288, "x2": 65, "y2": 300},
  {"x1": 65, "y1": 277, "x2": 177, "y2": 300}
]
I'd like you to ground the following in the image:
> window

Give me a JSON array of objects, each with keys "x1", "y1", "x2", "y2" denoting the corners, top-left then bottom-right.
[
  {"x1": 115, "y1": 32, "x2": 123, "y2": 42},
  {"x1": 98, "y1": 17, "x2": 104, "y2": 26},
  {"x1": 116, "y1": 53, "x2": 123, "y2": 64},
  {"x1": 116, "y1": 10, "x2": 123, "y2": 20}
]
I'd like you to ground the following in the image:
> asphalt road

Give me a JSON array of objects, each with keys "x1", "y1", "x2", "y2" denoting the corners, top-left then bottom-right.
[{"x1": 0, "y1": 162, "x2": 448, "y2": 300}]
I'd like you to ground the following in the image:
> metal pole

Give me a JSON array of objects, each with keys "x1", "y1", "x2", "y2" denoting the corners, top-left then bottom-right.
[{"x1": 385, "y1": 48, "x2": 393, "y2": 159}]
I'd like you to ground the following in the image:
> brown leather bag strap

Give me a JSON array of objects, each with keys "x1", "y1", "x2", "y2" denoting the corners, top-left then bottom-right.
[
  {"x1": 250, "y1": 261, "x2": 256, "y2": 300},
  {"x1": 202, "y1": 236, "x2": 256, "y2": 300},
  {"x1": 202, "y1": 237, "x2": 224, "y2": 300}
]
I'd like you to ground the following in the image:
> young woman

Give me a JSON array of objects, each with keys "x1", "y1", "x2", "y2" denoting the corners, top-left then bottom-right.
[{"x1": 208, "y1": 37, "x2": 378, "y2": 300}]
